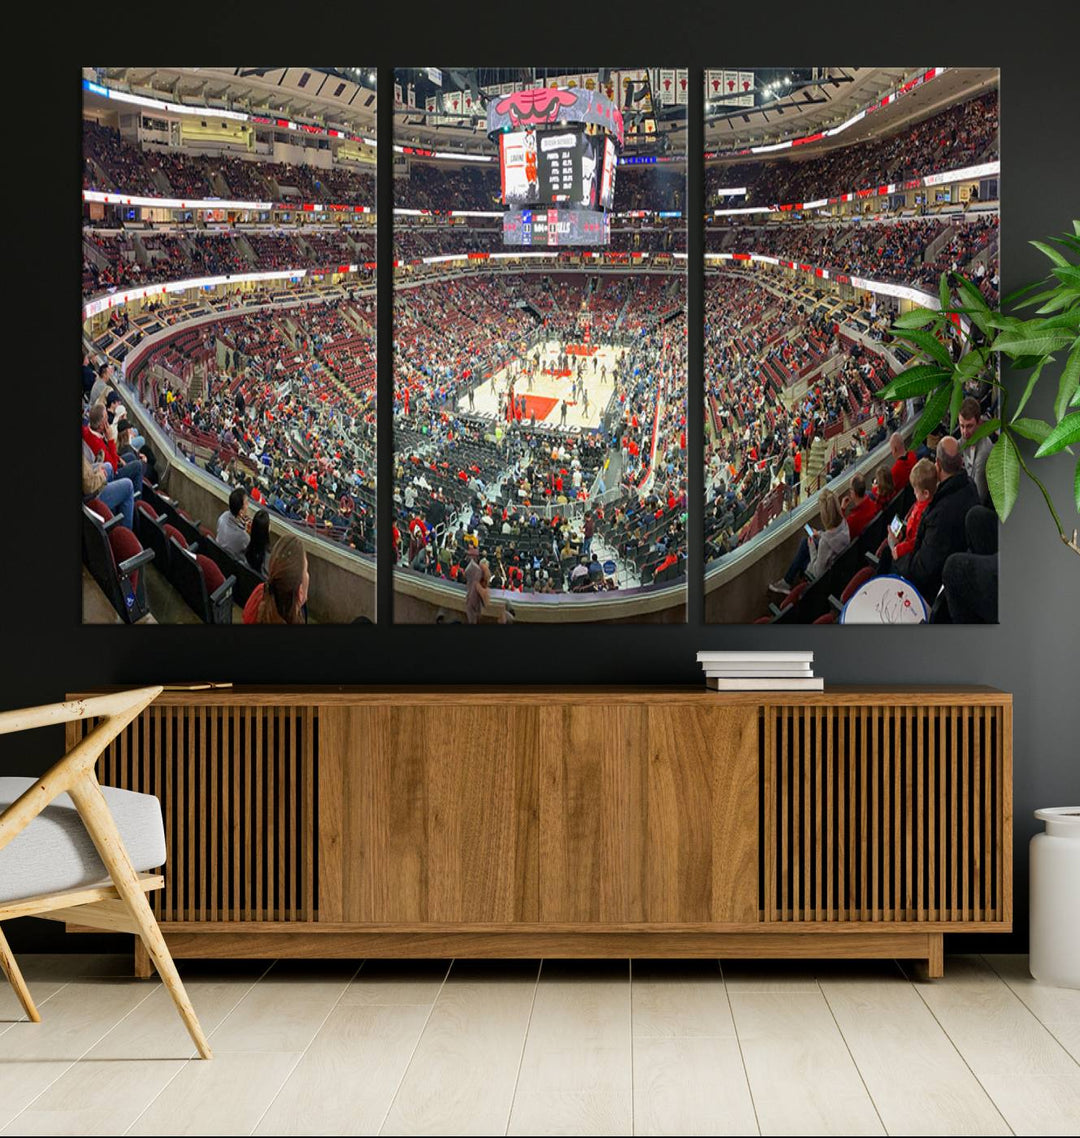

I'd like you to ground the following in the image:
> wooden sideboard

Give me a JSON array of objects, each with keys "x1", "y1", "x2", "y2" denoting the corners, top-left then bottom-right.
[{"x1": 66, "y1": 686, "x2": 1012, "y2": 977}]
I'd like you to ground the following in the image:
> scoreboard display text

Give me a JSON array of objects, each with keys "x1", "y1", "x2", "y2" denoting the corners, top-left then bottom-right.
[
  {"x1": 500, "y1": 127, "x2": 612, "y2": 208},
  {"x1": 503, "y1": 209, "x2": 611, "y2": 247}
]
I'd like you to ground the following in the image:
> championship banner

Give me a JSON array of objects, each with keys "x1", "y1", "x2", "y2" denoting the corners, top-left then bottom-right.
[
  {"x1": 406, "y1": 83, "x2": 416, "y2": 108},
  {"x1": 676, "y1": 69, "x2": 689, "y2": 105},
  {"x1": 394, "y1": 82, "x2": 403, "y2": 106},
  {"x1": 487, "y1": 86, "x2": 624, "y2": 148},
  {"x1": 737, "y1": 71, "x2": 755, "y2": 106},
  {"x1": 659, "y1": 69, "x2": 676, "y2": 105},
  {"x1": 603, "y1": 73, "x2": 618, "y2": 102},
  {"x1": 706, "y1": 70, "x2": 725, "y2": 101},
  {"x1": 583, "y1": 74, "x2": 597, "y2": 92}
]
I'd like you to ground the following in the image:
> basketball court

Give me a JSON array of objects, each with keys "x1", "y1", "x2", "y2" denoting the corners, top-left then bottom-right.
[{"x1": 460, "y1": 338, "x2": 627, "y2": 432}]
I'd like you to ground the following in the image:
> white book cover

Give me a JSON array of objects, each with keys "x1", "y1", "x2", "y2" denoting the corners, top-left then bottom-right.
[
  {"x1": 696, "y1": 650, "x2": 813, "y2": 663},
  {"x1": 704, "y1": 668, "x2": 813, "y2": 678},
  {"x1": 706, "y1": 677, "x2": 824, "y2": 691},
  {"x1": 701, "y1": 661, "x2": 812, "y2": 672}
]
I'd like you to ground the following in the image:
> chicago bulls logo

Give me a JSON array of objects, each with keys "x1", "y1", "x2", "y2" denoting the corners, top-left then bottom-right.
[{"x1": 495, "y1": 88, "x2": 577, "y2": 128}]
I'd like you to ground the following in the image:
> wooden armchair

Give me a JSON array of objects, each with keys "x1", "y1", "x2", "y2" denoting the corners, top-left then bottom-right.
[{"x1": 0, "y1": 686, "x2": 211, "y2": 1059}]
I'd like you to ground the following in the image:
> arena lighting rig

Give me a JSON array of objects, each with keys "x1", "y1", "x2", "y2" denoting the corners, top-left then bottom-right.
[{"x1": 488, "y1": 86, "x2": 621, "y2": 247}]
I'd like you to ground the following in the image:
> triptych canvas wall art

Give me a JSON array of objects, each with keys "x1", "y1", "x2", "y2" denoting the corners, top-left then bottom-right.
[{"x1": 80, "y1": 66, "x2": 999, "y2": 625}]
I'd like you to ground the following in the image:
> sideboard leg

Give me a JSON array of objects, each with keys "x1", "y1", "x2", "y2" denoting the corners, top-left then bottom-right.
[
  {"x1": 927, "y1": 933, "x2": 944, "y2": 979},
  {"x1": 134, "y1": 937, "x2": 152, "y2": 979}
]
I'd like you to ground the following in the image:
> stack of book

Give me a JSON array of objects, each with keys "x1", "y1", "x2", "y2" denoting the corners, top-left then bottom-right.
[{"x1": 696, "y1": 651, "x2": 823, "y2": 691}]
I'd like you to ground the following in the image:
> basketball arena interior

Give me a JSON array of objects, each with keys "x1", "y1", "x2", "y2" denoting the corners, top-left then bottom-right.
[
  {"x1": 81, "y1": 67, "x2": 378, "y2": 624},
  {"x1": 80, "y1": 65, "x2": 999, "y2": 626},
  {"x1": 391, "y1": 67, "x2": 688, "y2": 624},
  {"x1": 703, "y1": 66, "x2": 999, "y2": 622}
]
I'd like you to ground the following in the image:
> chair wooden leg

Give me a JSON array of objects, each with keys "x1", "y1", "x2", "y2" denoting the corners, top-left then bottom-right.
[
  {"x1": 0, "y1": 924, "x2": 40, "y2": 1023},
  {"x1": 69, "y1": 776, "x2": 213, "y2": 1059}
]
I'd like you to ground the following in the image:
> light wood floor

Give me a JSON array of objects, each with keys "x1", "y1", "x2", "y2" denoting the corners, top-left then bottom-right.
[{"x1": 1, "y1": 953, "x2": 1078, "y2": 1136}]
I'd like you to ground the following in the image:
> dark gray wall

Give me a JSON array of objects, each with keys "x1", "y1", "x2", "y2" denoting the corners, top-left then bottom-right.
[{"x1": 4, "y1": 20, "x2": 1078, "y2": 953}]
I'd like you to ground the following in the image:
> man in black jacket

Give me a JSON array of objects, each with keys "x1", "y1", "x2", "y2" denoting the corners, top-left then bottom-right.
[{"x1": 896, "y1": 436, "x2": 979, "y2": 603}]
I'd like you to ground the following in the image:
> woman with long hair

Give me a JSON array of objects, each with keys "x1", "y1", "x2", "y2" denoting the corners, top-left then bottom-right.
[
  {"x1": 243, "y1": 534, "x2": 309, "y2": 624},
  {"x1": 245, "y1": 509, "x2": 271, "y2": 576}
]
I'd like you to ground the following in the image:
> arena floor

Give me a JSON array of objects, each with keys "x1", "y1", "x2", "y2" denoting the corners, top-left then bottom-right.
[{"x1": 460, "y1": 339, "x2": 627, "y2": 432}]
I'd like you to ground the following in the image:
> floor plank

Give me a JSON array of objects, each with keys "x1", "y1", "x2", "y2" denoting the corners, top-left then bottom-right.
[
  {"x1": 382, "y1": 960, "x2": 540, "y2": 1136},
  {"x1": 985, "y1": 955, "x2": 1080, "y2": 1064},
  {"x1": 253, "y1": 1005, "x2": 432, "y2": 1136},
  {"x1": 339, "y1": 960, "x2": 452, "y2": 1007},
  {"x1": 0, "y1": 978, "x2": 159, "y2": 1130},
  {"x1": 86, "y1": 964, "x2": 267, "y2": 1060},
  {"x1": 1, "y1": 1059, "x2": 185, "y2": 1137},
  {"x1": 631, "y1": 960, "x2": 735, "y2": 1038},
  {"x1": 633, "y1": 1036, "x2": 758, "y2": 1136},
  {"x1": 907, "y1": 955, "x2": 1080, "y2": 1134},
  {"x1": 729, "y1": 990, "x2": 884, "y2": 1136},
  {"x1": 126, "y1": 1050, "x2": 303, "y2": 1136},
  {"x1": 507, "y1": 961, "x2": 632, "y2": 1137},
  {"x1": 820, "y1": 970, "x2": 1010, "y2": 1135},
  {"x1": 206, "y1": 959, "x2": 357, "y2": 1053}
]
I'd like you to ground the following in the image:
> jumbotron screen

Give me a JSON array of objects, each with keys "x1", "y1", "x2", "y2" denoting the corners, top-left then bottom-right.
[
  {"x1": 499, "y1": 127, "x2": 615, "y2": 209},
  {"x1": 502, "y1": 208, "x2": 611, "y2": 246}
]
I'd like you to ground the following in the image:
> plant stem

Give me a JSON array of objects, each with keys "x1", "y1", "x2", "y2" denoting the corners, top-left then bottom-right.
[{"x1": 1010, "y1": 432, "x2": 1080, "y2": 556}]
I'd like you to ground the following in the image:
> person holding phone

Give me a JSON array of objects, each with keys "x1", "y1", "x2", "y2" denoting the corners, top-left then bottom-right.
[
  {"x1": 770, "y1": 490, "x2": 850, "y2": 595},
  {"x1": 878, "y1": 458, "x2": 938, "y2": 575}
]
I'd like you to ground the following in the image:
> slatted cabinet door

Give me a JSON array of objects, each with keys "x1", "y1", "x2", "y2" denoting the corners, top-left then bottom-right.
[{"x1": 762, "y1": 701, "x2": 1009, "y2": 927}]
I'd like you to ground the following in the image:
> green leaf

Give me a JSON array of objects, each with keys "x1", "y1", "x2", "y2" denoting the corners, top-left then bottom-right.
[
  {"x1": 987, "y1": 432, "x2": 1021, "y2": 522},
  {"x1": 1011, "y1": 356, "x2": 1050, "y2": 421},
  {"x1": 993, "y1": 327, "x2": 1075, "y2": 358},
  {"x1": 893, "y1": 327, "x2": 953, "y2": 368},
  {"x1": 878, "y1": 365, "x2": 952, "y2": 401},
  {"x1": 1073, "y1": 383, "x2": 1080, "y2": 408},
  {"x1": 1050, "y1": 233, "x2": 1080, "y2": 254},
  {"x1": 892, "y1": 307, "x2": 939, "y2": 330},
  {"x1": 1052, "y1": 265, "x2": 1080, "y2": 289},
  {"x1": 912, "y1": 384, "x2": 953, "y2": 447},
  {"x1": 955, "y1": 347, "x2": 990, "y2": 381},
  {"x1": 939, "y1": 272, "x2": 951, "y2": 311},
  {"x1": 952, "y1": 275, "x2": 993, "y2": 336},
  {"x1": 1010, "y1": 417, "x2": 1053, "y2": 445},
  {"x1": 962, "y1": 418, "x2": 1000, "y2": 447},
  {"x1": 1004, "y1": 279, "x2": 1052, "y2": 306},
  {"x1": 949, "y1": 380, "x2": 964, "y2": 431},
  {"x1": 1014, "y1": 286, "x2": 1068, "y2": 311},
  {"x1": 1031, "y1": 240, "x2": 1070, "y2": 267},
  {"x1": 1035, "y1": 289, "x2": 1080, "y2": 315},
  {"x1": 1056, "y1": 342, "x2": 1080, "y2": 422},
  {"x1": 1074, "y1": 219, "x2": 1080, "y2": 238},
  {"x1": 1035, "y1": 412, "x2": 1080, "y2": 457}
]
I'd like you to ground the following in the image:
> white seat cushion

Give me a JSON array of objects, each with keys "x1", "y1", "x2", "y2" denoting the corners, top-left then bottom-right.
[{"x1": 0, "y1": 777, "x2": 166, "y2": 904}]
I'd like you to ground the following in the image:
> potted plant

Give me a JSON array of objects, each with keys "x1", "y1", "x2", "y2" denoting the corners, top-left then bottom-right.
[
  {"x1": 877, "y1": 225, "x2": 1080, "y2": 985},
  {"x1": 876, "y1": 220, "x2": 1080, "y2": 555}
]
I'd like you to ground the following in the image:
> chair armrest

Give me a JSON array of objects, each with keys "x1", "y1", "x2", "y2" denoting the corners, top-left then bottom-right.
[
  {"x1": 102, "y1": 513, "x2": 124, "y2": 532},
  {"x1": 118, "y1": 548, "x2": 155, "y2": 577},
  {"x1": 829, "y1": 594, "x2": 844, "y2": 612},
  {"x1": 769, "y1": 602, "x2": 782, "y2": 617},
  {"x1": 0, "y1": 687, "x2": 163, "y2": 737},
  {"x1": 865, "y1": 551, "x2": 880, "y2": 566},
  {"x1": 210, "y1": 574, "x2": 236, "y2": 606}
]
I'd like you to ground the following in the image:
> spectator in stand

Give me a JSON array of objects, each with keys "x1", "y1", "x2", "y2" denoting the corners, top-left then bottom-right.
[
  {"x1": 896, "y1": 436, "x2": 979, "y2": 603},
  {"x1": 840, "y1": 474, "x2": 879, "y2": 539},
  {"x1": 940, "y1": 505, "x2": 998, "y2": 623},
  {"x1": 889, "y1": 432, "x2": 917, "y2": 492},
  {"x1": 83, "y1": 402, "x2": 143, "y2": 494},
  {"x1": 115, "y1": 419, "x2": 156, "y2": 483},
  {"x1": 216, "y1": 487, "x2": 251, "y2": 559},
  {"x1": 82, "y1": 354, "x2": 97, "y2": 399},
  {"x1": 245, "y1": 509, "x2": 271, "y2": 575},
  {"x1": 878, "y1": 457, "x2": 937, "y2": 574},
  {"x1": 957, "y1": 395, "x2": 993, "y2": 504},
  {"x1": 871, "y1": 464, "x2": 895, "y2": 508},
  {"x1": 464, "y1": 548, "x2": 490, "y2": 624},
  {"x1": 243, "y1": 535, "x2": 309, "y2": 624},
  {"x1": 82, "y1": 445, "x2": 134, "y2": 531},
  {"x1": 770, "y1": 489, "x2": 850, "y2": 595}
]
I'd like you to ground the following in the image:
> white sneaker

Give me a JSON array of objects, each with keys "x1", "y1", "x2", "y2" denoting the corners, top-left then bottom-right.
[{"x1": 768, "y1": 579, "x2": 792, "y2": 595}]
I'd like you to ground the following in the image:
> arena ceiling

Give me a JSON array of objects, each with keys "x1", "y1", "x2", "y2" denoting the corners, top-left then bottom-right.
[
  {"x1": 705, "y1": 66, "x2": 998, "y2": 160},
  {"x1": 86, "y1": 67, "x2": 378, "y2": 134}
]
